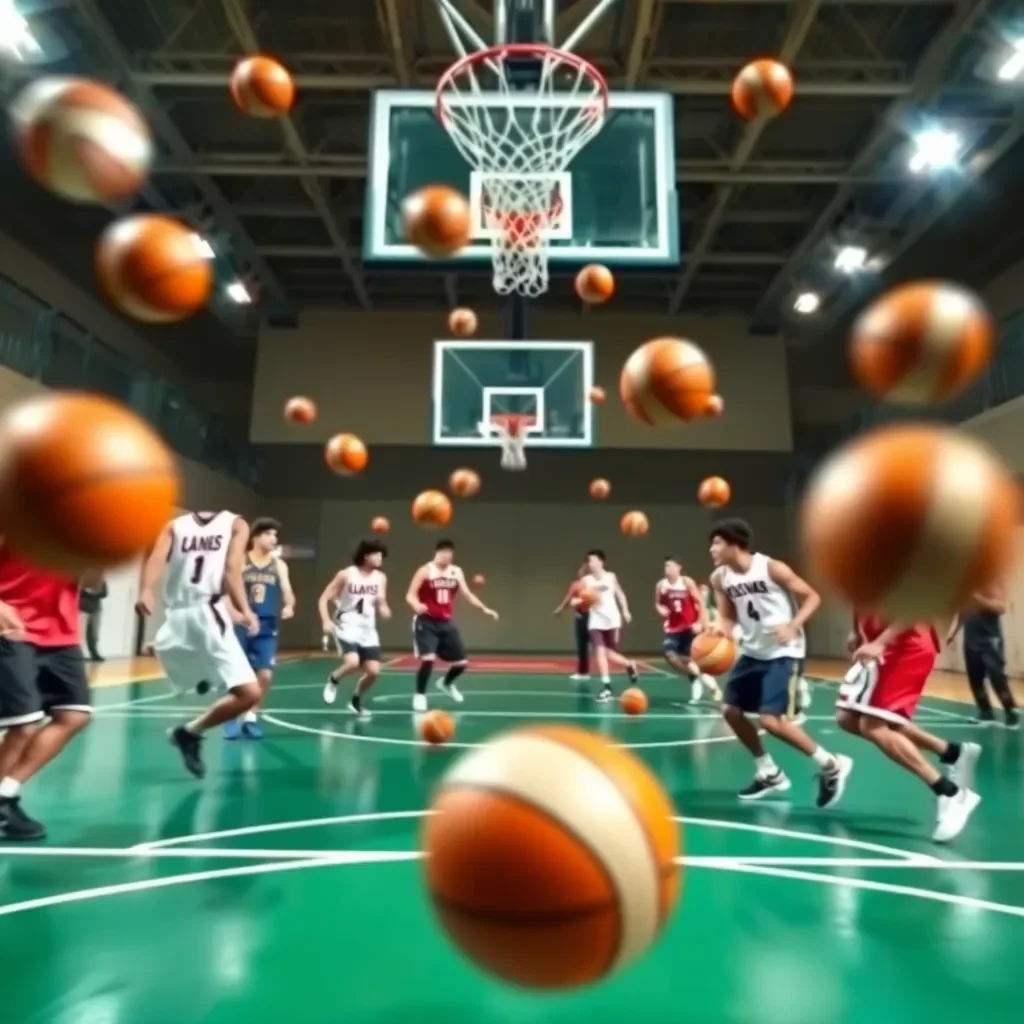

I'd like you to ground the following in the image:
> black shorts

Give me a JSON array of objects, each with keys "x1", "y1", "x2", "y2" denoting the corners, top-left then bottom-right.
[
  {"x1": 413, "y1": 616, "x2": 467, "y2": 663},
  {"x1": 338, "y1": 639, "x2": 382, "y2": 664},
  {"x1": 663, "y1": 629, "x2": 695, "y2": 657},
  {"x1": 0, "y1": 639, "x2": 91, "y2": 727}
]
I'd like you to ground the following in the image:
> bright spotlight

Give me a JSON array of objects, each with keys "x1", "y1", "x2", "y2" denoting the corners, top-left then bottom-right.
[
  {"x1": 225, "y1": 280, "x2": 252, "y2": 305},
  {"x1": 190, "y1": 234, "x2": 216, "y2": 259},
  {"x1": 834, "y1": 246, "x2": 867, "y2": 275},
  {"x1": 997, "y1": 40, "x2": 1024, "y2": 82},
  {"x1": 0, "y1": 0, "x2": 40, "y2": 62},
  {"x1": 908, "y1": 128, "x2": 962, "y2": 174},
  {"x1": 793, "y1": 291, "x2": 821, "y2": 315}
]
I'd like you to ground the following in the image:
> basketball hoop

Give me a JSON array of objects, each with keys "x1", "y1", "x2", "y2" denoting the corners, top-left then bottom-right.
[
  {"x1": 487, "y1": 413, "x2": 534, "y2": 470},
  {"x1": 435, "y1": 43, "x2": 608, "y2": 297}
]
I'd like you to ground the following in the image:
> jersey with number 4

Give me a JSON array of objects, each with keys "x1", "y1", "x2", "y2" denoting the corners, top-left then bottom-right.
[
  {"x1": 164, "y1": 511, "x2": 236, "y2": 610},
  {"x1": 717, "y1": 552, "x2": 805, "y2": 660},
  {"x1": 335, "y1": 567, "x2": 384, "y2": 643}
]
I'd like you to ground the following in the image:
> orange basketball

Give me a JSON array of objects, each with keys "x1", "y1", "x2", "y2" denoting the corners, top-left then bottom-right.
[
  {"x1": 284, "y1": 396, "x2": 317, "y2": 424},
  {"x1": 621, "y1": 510, "x2": 649, "y2": 537},
  {"x1": 412, "y1": 489, "x2": 453, "y2": 528},
  {"x1": 698, "y1": 476, "x2": 731, "y2": 508},
  {"x1": 574, "y1": 586, "x2": 600, "y2": 610},
  {"x1": 229, "y1": 56, "x2": 295, "y2": 118},
  {"x1": 419, "y1": 709, "x2": 456, "y2": 746},
  {"x1": 10, "y1": 76, "x2": 153, "y2": 204},
  {"x1": 620, "y1": 687, "x2": 649, "y2": 716},
  {"x1": 588, "y1": 386, "x2": 606, "y2": 404},
  {"x1": 690, "y1": 633, "x2": 736, "y2": 675},
  {"x1": 95, "y1": 214, "x2": 213, "y2": 323},
  {"x1": 575, "y1": 264, "x2": 615, "y2": 305},
  {"x1": 324, "y1": 433, "x2": 368, "y2": 476},
  {"x1": 800, "y1": 424, "x2": 1020, "y2": 620},
  {"x1": 731, "y1": 58, "x2": 794, "y2": 120},
  {"x1": 620, "y1": 338, "x2": 716, "y2": 426},
  {"x1": 589, "y1": 477, "x2": 611, "y2": 500},
  {"x1": 371, "y1": 516, "x2": 390, "y2": 534},
  {"x1": 448, "y1": 307, "x2": 478, "y2": 337},
  {"x1": 704, "y1": 394, "x2": 724, "y2": 418},
  {"x1": 449, "y1": 468, "x2": 481, "y2": 498},
  {"x1": 0, "y1": 393, "x2": 179, "y2": 573},
  {"x1": 472, "y1": 573, "x2": 485, "y2": 586},
  {"x1": 403, "y1": 185, "x2": 472, "y2": 258},
  {"x1": 422, "y1": 725, "x2": 680, "y2": 989},
  {"x1": 848, "y1": 281, "x2": 993, "y2": 404}
]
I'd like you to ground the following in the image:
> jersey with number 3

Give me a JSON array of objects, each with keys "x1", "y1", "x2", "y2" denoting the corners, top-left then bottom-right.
[
  {"x1": 717, "y1": 552, "x2": 805, "y2": 660},
  {"x1": 164, "y1": 511, "x2": 236, "y2": 610},
  {"x1": 335, "y1": 567, "x2": 384, "y2": 638}
]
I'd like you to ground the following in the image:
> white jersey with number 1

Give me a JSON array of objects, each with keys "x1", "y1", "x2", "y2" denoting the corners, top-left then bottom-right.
[
  {"x1": 163, "y1": 510, "x2": 236, "y2": 609},
  {"x1": 335, "y1": 567, "x2": 385, "y2": 647},
  {"x1": 716, "y1": 552, "x2": 805, "y2": 660},
  {"x1": 582, "y1": 571, "x2": 622, "y2": 631}
]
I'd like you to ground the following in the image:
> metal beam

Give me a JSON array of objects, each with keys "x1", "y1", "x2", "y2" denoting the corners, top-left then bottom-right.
[
  {"x1": 750, "y1": 0, "x2": 997, "y2": 325},
  {"x1": 625, "y1": 0, "x2": 657, "y2": 87},
  {"x1": 377, "y1": 0, "x2": 412, "y2": 84},
  {"x1": 668, "y1": 0, "x2": 822, "y2": 313},
  {"x1": 220, "y1": 0, "x2": 370, "y2": 309}
]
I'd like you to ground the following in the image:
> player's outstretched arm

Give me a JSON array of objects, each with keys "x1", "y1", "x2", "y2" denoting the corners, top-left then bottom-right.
[
  {"x1": 654, "y1": 582, "x2": 669, "y2": 618},
  {"x1": 137, "y1": 523, "x2": 174, "y2": 615},
  {"x1": 377, "y1": 574, "x2": 392, "y2": 619},
  {"x1": 406, "y1": 566, "x2": 428, "y2": 614},
  {"x1": 686, "y1": 576, "x2": 709, "y2": 630},
  {"x1": 710, "y1": 569, "x2": 737, "y2": 636},
  {"x1": 614, "y1": 580, "x2": 631, "y2": 623},
  {"x1": 554, "y1": 580, "x2": 577, "y2": 615},
  {"x1": 767, "y1": 559, "x2": 820, "y2": 631},
  {"x1": 317, "y1": 569, "x2": 346, "y2": 634},
  {"x1": 226, "y1": 517, "x2": 256, "y2": 630},
  {"x1": 458, "y1": 571, "x2": 498, "y2": 620},
  {"x1": 277, "y1": 557, "x2": 296, "y2": 620}
]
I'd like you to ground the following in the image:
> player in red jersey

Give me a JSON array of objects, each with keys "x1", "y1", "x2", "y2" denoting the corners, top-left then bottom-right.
[
  {"x1": 405, "y1": 538, "x2": 498, "y2": 712},
  {"x1": 0, "y1": 543, "x2": 93, "y2": 840},
  {"x1": 836, "y1": 611, "x2": 981, "y2": 843},
  {"x1": 656, "y1": 556, "x2": 721, "y2": 703}
]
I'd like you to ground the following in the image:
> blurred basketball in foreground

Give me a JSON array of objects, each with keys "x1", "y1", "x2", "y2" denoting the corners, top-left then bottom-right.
[
  {"x1": 472, "y1": 573, "x2": 485, "y2": 587},
  {"x1": 589, "y1": 477, "x2": 611, "y2": 500},
  {"x1": 419, "y1": 710, "x2": 456, "y2": 746},
  {"x1": 575, "y1": 264, "x2": 615, "y2": 305},
  {"x1": 283, "y1": 396, "x2": 317, "y2": 424},
  {"x1": 0, "y1": 393, "x2": 179, "y2": 572},
  {"x1": 588, "y1": 386, "x2": 606, "y2": 404},
  {"x1": 370, "y1": 516, "x2": 390, "y2": 534},
  {"x1": 731, "y1": 58, "x2": 794, "y2": 120},
  {"x1": 95, "y1": 214, "x2": 213, "y2": 323},
  {"x1": 704, "y1": 394, "x2": 724, "y2": 418},
  {"x1": 10, "y1": 76, "x2": 153, "y2": 204},
  {"x1": 449, "y1": 467, "x2": 481, "y2": 498},
  {"x1": 848, "y1": 281, "x2": 993, "y2": 404},
  {"x1": 324, "y1": 433, "x2": 368, "y2": 476},
  {"x1": 698, "y1": 476, "x2": 731, "y2": 508},
  {"x1": 448, "y1": 307, "x2": 478, "y2": 337},
  {"x1": 229, "y1": 56, "x2": 295, "y2": 117},
  {"x1": 620, "y1": 687, "x2": 648, "y2": 715},
  {"x1": 621, "y1": 510, "x2": 649, "y2": 537},
  {"x1": 412, "y1": 489, "x2": 453, "y2": 528},
  {"x1": 422, "y1": 725, "x2": 679, "y2": 988},
  {"x1": 800, "y1": 424, "x2": 1020, "y2": 619},
  {"x1": 620, "y1": 338, "x2": 716, "y2": 425},
  {"x1": 691, "y1": 633, "x2": 736, "y2": 675},
  {"x1": 403, "y1": 185, "x2": 472, "y2": 258}
]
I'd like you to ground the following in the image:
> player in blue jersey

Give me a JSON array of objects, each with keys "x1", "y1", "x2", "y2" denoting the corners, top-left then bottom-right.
[{"x1": 227, "y1": 517, "x2": 295, "y2": 739}]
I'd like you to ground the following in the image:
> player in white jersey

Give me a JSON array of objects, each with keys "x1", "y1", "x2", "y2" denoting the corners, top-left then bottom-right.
[
  {"x1": 137, "y1": 511, "x2": 260, "y2": 779},
  {"x1": 709, "y1": 518, "x2": 852, "y2": 806},
  {"x1": 574, "y1": 550, "x2": 640, "y2": 703},
  {"x1": 318, "y1": 540, "x2": 391, "y2": 720}
]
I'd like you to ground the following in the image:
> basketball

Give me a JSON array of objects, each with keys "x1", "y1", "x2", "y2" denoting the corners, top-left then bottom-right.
[
  {"x1": 284, "y1": 396, "x2": 317, "y2": 424},
  {"x1": 10, "y1": 76, "x2": 153, "y2": 204},
  {"x1": 324, "y1": 433, "x2": 368, "y2": 476},
  {"x1": 403, "y1": 185, "x2": 472, "y2": 258},
  {"x1": 0, "y1": 393, "x2": 179, "y2": 573},
  {"x1": 848, "y1": 281, "x2": 993, "y2": 404},
  {"x1": 704, "y1": 394, "x2": 724, "y2": 418},
  {"x1": 370, "y1": 516, "x2": 390, "y2": 534},
  {"x1": 588, "y1": 386, "x2": 606, "y2": 404},
  {"x1": 731, "y1": 58, "x2": 794, "y2": 120},
  {"x1": 95, "y1": 214, "x2": 213, "y2": 323},
  {"x1": 575, "y1": 264, "x2": 615, "y2": 305},
  {"x1": 589, "y1": 477, "x2": 611, "y2": 500},
  {"x1": 472, "y1": 573, "x2": 486, "y2": 586},
  {"x1": 800, "y1": 423, "x2": 1020, "y2": 619},
  {"x1": 412, "y1": 489, "x2": 453, "y2": 528},
  {"x1": 620, "y1": 338, "x2": 716, "y2": 426},
  {"x1": 620, "y1": 688, "x2": 649, "y2": 716},
  {"x1": 621, "y1": 510, "x2": 649, "y2": 537},
  {"x1": 448, "y1": 307, "x2": 478, "y2": 337},
  {"x1": 419, "y1": 710, "x2": 456, "y2": 746},
  {"x1": 691, "y1": 632, "x2": 736, "y2": 675},
  {"x1": 575, "y1": 586, "x2": 600, "y2": 609},
  {"x1": 698, "y1": 476, "x2": 731, "y2": 508},
  {"x1": 449, "y1": 467, "x2": 481, "y2": 498},
  {"x1": 422, "y1": 725, "x2": 680, "y2": 988},
  {"x1": 229, "y1": 56, "x2": 296, "y2": 118}
]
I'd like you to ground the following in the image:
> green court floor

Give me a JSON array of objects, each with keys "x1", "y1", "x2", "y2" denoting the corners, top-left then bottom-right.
[{"x1": 2, "y1": 658, "x2": 1022, "y2": 1024}]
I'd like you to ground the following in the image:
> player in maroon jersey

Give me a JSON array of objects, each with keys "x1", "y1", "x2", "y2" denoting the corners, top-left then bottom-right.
[
  {"x1": 0, "y1": 543, "x2": 94, "y2": 840},
  {"x1": 405, "y1": 538, "x2": 498, "y2": 712},
  {"x1": 656, "y1": 556, "x2": 721, "y2": 703}
]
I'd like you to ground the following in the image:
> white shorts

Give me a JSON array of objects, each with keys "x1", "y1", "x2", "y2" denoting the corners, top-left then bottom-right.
[
  {"x1": 334, "y1": 624, "x2": 380, "y2": 651},
  {"x1": 155, "y1": 601, "x2": 256, "y2": 692}
]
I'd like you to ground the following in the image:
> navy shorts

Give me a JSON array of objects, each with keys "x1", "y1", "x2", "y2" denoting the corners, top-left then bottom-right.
[
  {"x1": 724, "y1": 655, "x2": 801, "y2": 716},
  {"x1": 235, "y1": 624, "x2": 278, "y2": 671},
  {"x1": 662, "y1": 629, "x2": 695, "y2": 658}
]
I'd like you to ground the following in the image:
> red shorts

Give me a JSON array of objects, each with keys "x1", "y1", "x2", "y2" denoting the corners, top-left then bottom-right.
[
  {"x1": 836, "y1": 650, "x2": 935, "y2": 723},
  {"x1": 589, "y1": 628, "x2": 620, "y2": 652}
]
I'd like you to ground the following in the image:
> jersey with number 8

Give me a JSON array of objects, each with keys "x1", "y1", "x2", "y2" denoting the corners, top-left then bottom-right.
[{"x1": 163, "y1": 511, "x2": 236, "y2": 609}]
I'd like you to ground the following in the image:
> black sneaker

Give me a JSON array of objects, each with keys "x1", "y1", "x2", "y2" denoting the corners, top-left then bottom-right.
[
  {"x1": 738, "y1": 770, "x2": 791, "y2": 801},
  {"x1": 0, "y1": 797, "x2": 46, "y2": 841},
  {"x1": 816, "y1": 754, "x2": 853, "y2": 809},
  {"x1": 626, "y1": 663, "x2": 639, "y2": 685},
  {"x1": 169, "y1": 726, "x2": 206, "y2": 779},
  {"x1": 972, "y1": 708, "x2": 995, "y2": 726},
  {"x1": 1005, "y1": 708, "x2": 1020, "y2": 731},
  {"x1": 596, "y1": 684, "x2": 614, "y2": 704}
]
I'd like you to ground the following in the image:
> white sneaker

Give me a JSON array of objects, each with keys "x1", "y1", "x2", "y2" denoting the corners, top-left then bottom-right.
[
  {"x1": 412, "y1": 693, "x2": 428, "y2": 713},
  {"x1": 933, "y1": 787, "x2": 981, "y2": 843},
  {"x1": 569, "y1": 673, "x2": 590, "y2": 681},
  {"x1": 815, "y1": 754, "x2": 853, "y2": 810},
  {"x1": 436, "y1": 679, "x2": 464, "y2": 703},
  {"x1": 323, "y1": 680, "x2": 338, "y2": 705},
  {"x1": 688, "y1": 678, "x2": 704, "y2": 704},
  {"x1": 703, "y1": 674, "x2": 722, "y2": 701},
  {"x1": 947, "y1": 742, "x2": 981, "y2": 792},
  {"x1": 347, "y1": 700, "x2": 371, "y2": 722}
]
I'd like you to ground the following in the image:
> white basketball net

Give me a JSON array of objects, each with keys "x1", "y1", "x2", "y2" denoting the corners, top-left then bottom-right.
[{"x1": 436, "y1": 45, "x2": 608, "y2": 297}]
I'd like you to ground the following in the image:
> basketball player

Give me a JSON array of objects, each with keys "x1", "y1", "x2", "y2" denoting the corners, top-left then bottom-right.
[
  {"x1": 837, "y1": 612, "x2": 981, "y2": 841},
  {"x1": 226, "y1": 517, "x2": 295, "y2": 740},
  {"x1": 709, "y1": 518, "x2": 852, "y2": 805},
  {"x1": 657, "y1": 557, "x2": 720, "y2": 703},
  {"x1": 574, "y1": 550, "x2": 640, "y2": 703},
  {"x1": 138, "y1": 511, "x2": 261, "y2": 779},
  {"x1": 406, "y1": 539, "x2": 498, "y2": 712},
  {"x1": 554, "y1": 562, "x2": 590, "y2": 680},
  {"x1": 948, "y1": 584, "x2": 1019, "y2": 729},
  {"x1": 319, "y1": 540, "x2": 390, "y2": 719},
  {"x1": 0, "y1": 545, "x2": 93, "y2": 840}
]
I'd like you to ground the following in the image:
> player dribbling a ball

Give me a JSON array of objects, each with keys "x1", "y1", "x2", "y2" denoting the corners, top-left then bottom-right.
[{"x1": 656, "y1": 557, "x2": 720, "y2": 704}]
